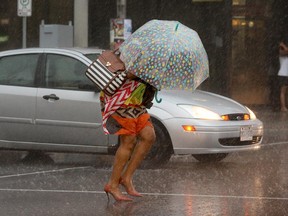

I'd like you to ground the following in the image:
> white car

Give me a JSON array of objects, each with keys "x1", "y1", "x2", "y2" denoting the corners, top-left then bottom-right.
[{"x1": 0, "y1": 48, "x2": 263, "y2": 165}]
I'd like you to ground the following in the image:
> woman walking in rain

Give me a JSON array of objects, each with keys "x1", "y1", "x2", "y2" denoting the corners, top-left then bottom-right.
[
  {"x1": 101, "y1": 72, "x2": 156, "y2": 201},
  {"x1": 101, "y1": 19, "x2": 209, "y2": 201}
]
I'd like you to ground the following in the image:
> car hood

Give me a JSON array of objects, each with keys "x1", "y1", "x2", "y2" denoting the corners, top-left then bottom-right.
[{"x1": 154, "y1": 90, "x2": 249, "y2": 116}]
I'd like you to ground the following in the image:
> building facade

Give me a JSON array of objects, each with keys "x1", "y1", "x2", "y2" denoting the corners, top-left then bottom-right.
[{"x1": 0, "y1": 0, "x2": 287, "y2": 106}]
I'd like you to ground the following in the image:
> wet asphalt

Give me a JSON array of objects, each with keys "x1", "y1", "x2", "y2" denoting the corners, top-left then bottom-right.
[{"x1": 0, "y1": 106, "x2": 287, "y2": 216}]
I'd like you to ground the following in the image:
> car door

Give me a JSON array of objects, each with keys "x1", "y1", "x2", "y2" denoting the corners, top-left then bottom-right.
[
  {"x1": 34, "y1": 53, "x2": 108, "y2": 150},
  {"x1": 0, "y1": 53, "x2": 39, "y2": 143}
]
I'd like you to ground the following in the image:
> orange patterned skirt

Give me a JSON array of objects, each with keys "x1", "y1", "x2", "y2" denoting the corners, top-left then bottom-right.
[{"x1": 105, "y1": 108, "x2": 153, "y2": 135}]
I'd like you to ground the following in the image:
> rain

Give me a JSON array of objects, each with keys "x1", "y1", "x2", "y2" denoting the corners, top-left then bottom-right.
[{"x1": 0, "y1": 0, "x2": 288, "y2": 215}]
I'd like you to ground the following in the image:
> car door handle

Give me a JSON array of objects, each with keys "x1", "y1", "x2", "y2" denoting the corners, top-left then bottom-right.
[{"x1": 43, "y1": 94, "x2": 60, "y2": 101}]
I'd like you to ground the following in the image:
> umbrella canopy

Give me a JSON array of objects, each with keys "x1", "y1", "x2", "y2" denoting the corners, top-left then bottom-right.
[{"x1": 119, "y1": 19, "x2": 209, "y2": 90}]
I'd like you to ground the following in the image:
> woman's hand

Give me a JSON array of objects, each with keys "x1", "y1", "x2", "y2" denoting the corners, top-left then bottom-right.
[
  {"x1": 126, "y1": 72, "x2": 137, "y2": 80},
  {"x1": 279, "y1": 42, "x2": 288, "y2": 56}
]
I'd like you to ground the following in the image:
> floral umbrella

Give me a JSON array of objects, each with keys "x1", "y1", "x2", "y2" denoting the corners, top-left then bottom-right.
[{"x1": 119, "y1": 19, "x2": 209, "y2": 91}]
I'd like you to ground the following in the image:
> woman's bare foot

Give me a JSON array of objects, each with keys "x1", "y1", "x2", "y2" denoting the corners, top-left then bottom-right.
[{"x1": 120, "y1": 178, "x2": 143, "y2": 197}]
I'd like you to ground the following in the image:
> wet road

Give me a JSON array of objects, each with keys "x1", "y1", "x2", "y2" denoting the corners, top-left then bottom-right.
[{"x1": 0, "y1": 107, "x2": 287, "y2": 216}]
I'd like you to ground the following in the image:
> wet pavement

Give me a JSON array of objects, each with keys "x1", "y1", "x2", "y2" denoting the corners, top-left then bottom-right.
[{"x1": 0, "y1": 106, "x2": 287, "y2": 216}]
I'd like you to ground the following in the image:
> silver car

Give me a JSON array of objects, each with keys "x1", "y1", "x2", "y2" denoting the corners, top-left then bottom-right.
[{"x1": 0, "y1": 48, "x2": 263, "y2": 165}]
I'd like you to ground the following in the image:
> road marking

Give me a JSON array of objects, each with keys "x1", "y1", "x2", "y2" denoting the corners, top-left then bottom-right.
[
  {"x1": 0, "y1": 166, "x2": 91, "y2": 179},
  {"x1": 262, "y1": 141, "x2": 288, "y2": 146},
  {"x1": 142, "y1": 192, "x2": 288, "y2": 201},
  {"x1": 0, "y1": 188, "x2": 287, "y2": 201}
]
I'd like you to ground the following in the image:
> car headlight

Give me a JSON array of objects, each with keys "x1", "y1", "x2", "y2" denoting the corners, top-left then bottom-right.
[
  {"x1": 246, "y1": 106, "x2": 257, "y2": 120},
  {"x1": 178, "y1": 105, "x2": 222, "y2": 120}
]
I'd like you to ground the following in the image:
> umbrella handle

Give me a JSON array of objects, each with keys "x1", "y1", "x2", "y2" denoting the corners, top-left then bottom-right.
[{"x1": 155, "y1": 90, "x2": 162, "y2": 103}]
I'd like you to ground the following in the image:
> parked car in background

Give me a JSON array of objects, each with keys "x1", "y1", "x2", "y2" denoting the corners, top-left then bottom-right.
[{"x1": 0, "y1": 48, "x2": 263, "y2": 166}]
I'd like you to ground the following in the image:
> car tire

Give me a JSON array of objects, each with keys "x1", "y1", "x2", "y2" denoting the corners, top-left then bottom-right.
[
  {"x1": 141, "y1": 118, "x2": 173, "y2": 168},
  {"x1": 192, "y1": 153, "x2": 228, "y2": 162}
]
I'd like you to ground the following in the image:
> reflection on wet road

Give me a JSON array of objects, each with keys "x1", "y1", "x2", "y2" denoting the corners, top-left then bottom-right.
[{"x1": 0, "y1": 142, "x2": 287, "y2": 216}]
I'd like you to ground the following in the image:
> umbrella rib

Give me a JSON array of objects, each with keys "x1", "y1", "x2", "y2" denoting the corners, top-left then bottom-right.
[{"x1": 160, "y1": 21, "x2": 179, "y2": 88}]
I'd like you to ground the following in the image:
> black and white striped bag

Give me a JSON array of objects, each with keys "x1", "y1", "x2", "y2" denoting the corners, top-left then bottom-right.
[{"x1": 85, "y1": 50, "x2": 127, "y2": 96}]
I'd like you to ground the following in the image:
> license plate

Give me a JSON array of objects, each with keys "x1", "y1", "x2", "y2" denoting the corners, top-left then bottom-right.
[{"x1": 240, "y1": 126, "x2": 253, "y2": 141}]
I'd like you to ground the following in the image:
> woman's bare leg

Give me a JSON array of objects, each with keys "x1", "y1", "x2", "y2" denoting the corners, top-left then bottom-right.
[
  {"x1": 120, "y1": 126, "x2": 156, "y2": 195},
  {"x1": 106, "y1": 135, "x2": 137, "y2": 199},
  {"x1": 280, "y1": 86, "x2": 288, "y2": 111}
]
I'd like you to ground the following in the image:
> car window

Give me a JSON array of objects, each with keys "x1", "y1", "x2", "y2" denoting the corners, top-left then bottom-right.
[
  {"x1": 0, "y1": 54, "x2": 39, "y2": 87},
  {"x1": 45, "y1": 54, "x2": 95, "y2": 91},
  {"x1": 84, "y1": 53, "x2": 101, "y2": 61}
]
